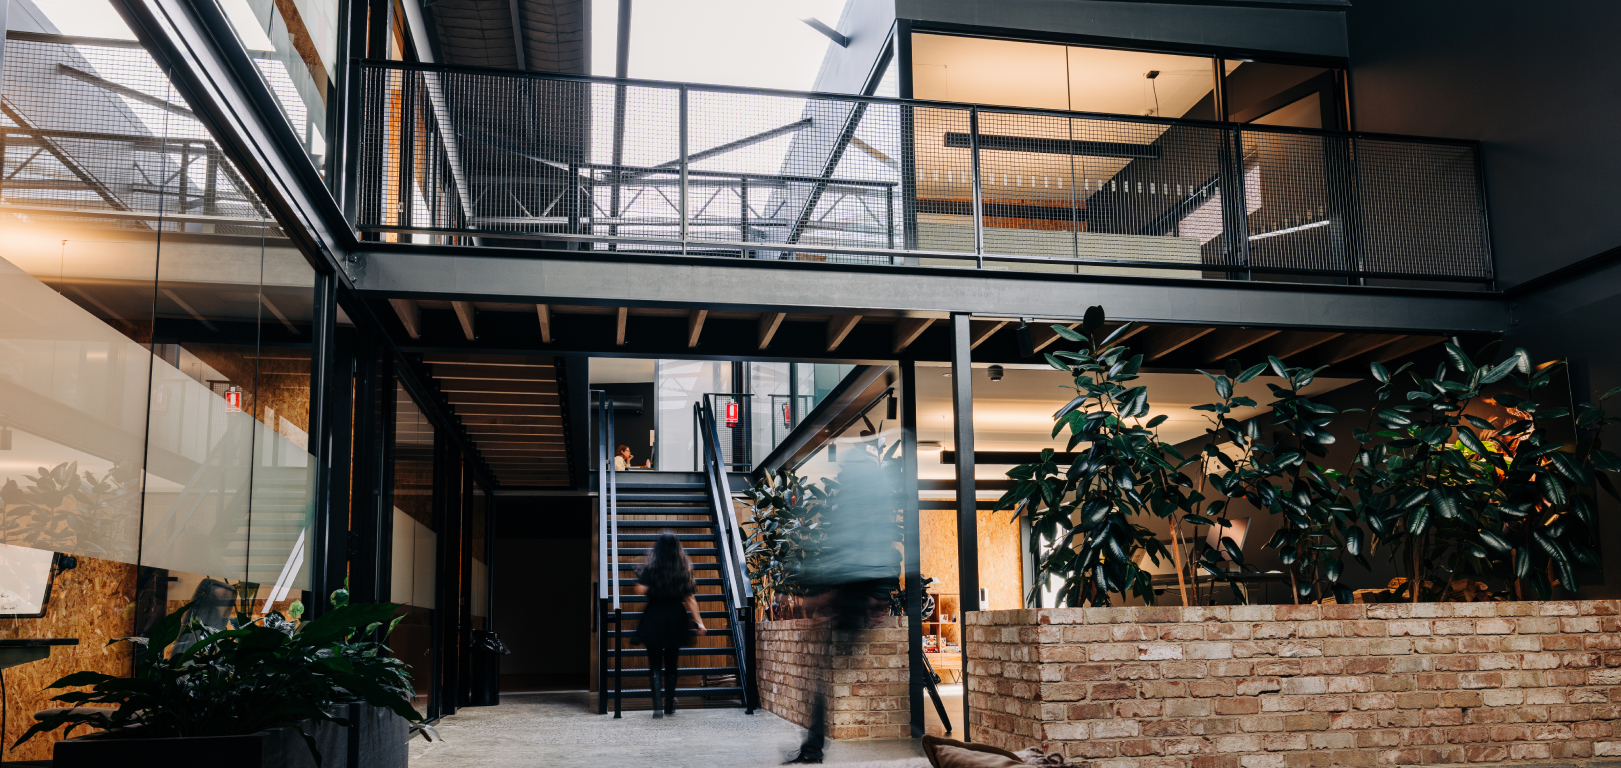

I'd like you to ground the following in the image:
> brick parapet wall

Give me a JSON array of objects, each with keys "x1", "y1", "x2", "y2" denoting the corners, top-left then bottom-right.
[
  {"x1": 757, "y1": 616, "x2": 911, "y2": 740},
  {"x1": 966, "y1": 601, "x2": 1621, "y2": 768}
]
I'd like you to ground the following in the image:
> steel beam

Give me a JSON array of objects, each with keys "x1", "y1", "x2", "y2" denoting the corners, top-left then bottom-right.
[
  {"x1": 949, "y1": 312, "x2": 977, "y2": 739},
  {"x1": 350, "y1": 251, "x2": 1510, "y2": 335}
]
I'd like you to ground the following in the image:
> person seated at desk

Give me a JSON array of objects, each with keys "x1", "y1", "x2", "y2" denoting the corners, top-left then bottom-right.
[{"x1": 614, "y1": 445, "x2": 648, "y2": 470}]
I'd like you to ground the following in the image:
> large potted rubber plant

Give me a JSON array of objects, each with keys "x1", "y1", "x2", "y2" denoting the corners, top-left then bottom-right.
[{"x1": 16, "y1": 591, "x2": 422, "y2": 768}]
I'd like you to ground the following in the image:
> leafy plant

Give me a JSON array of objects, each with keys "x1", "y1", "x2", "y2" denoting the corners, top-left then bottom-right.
[
  {"x1": 742, "y1": 468, "x2": 829, "y2": 616},
  {"x1": 1358, "y1": 344, "x2": 1620, "y2": 600},
  {"x1": 0, "y1": 460, "x2": 141, "y2": 563},
  {"x1": 16, "y1": 591, "x2": 421, "y2": 764},
  {"x1": 995, "y1": 306, "x2": 1189, "y2": 607}
]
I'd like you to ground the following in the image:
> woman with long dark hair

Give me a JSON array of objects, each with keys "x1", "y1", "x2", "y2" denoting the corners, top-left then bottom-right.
[{"x1": 634, "y1": 532, "x2": 706, "y2": 717}]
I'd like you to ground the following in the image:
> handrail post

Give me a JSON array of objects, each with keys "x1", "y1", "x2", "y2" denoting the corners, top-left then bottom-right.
[
  {"x1": 679, "y1": 85, "x2": 689, "y2": 256},
  {"x1": 969, "y1": 106, "x2": 984, "y2": 269},
  {"x1": 613, "y1": 607, "x2": 623, "y2": 718},
  {"x1": 608, "y1": 396, "x2": 619, "y2": 613}
]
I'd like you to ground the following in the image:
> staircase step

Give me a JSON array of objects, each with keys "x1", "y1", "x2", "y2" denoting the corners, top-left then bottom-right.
[
  {"x1": 603, "y1": 664, "x2": 742, "y2": 674},
  {"x1": 605, "y1": 646, "x2": 736, "y2": 657},
  {"x1": 614, "y1": 533, "x2": 715, "y2": 542},
  {"x1": 609, "y1": 609, "x2": 732, "y2": 619},
  {"x1": 617, "y1": 548, "x2": 717, "y2": 557},
  {"x1": 619, "y1": 594, "x2": 726, "y2": 603},
  {"x1": 602, "y1": 686, "x2": 745, "y2": 698},
  {"x1": 616, "y1": 520, "x2": 714, "y2": 529},
  {"x1": 615, "y1": 578, "x2": 724, "y2": 587},
  {"x1": 611, "y1": 482, "x2": 707, "y2": 490},
  {"x1": 614, "y1": 562, "x2": 725, "y2": 571},
  {"x1": 616, "y1": 507, "x2": 710, "y2": 515},
  {"x1": 614, "y1": 493, "x2": 709, "y2": 503}
]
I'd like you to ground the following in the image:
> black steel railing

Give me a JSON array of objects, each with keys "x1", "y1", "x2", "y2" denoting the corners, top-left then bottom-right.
[
  {"x1": 355, "y1": 60, "x2": 1493, "y2": 283},
  {"x1": 697, "y1": 398, "x2": 756, "y2": 712}
]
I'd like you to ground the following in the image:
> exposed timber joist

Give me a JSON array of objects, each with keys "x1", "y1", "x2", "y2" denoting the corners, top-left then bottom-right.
[
  {"x1": 536, "y1": 304, "x2": 551, "y2": 343},
  {"x1": 688, "y1": 309, "x2": 708, "y2": 348},
  {"x1": 758, "y1": 312, "x2": 786, "y2": 349},
  {"x1": 1318, "y1": 334, "x2": 1406, "y2": 365},
  {"x1": 969, "y1": 320, "x2": 1008, "y2": 350},
  {"x1": 389, "y1": 298, "x2": 422, "y2": 339},
  {"x1": 1142, "y1": 326, "x2": 1215, "y2": 361},
  {"x1": 1201, "y1": 328, "x2": 1282, "y2": 363},
  {"x1": 452, "y1": 301, "x2": 476, "y2": 340},
  {"x1": 893, "y1": 318, "x2": 934, "y2": 354},
  {"x1": 827, "y1": 314, "x2": 860, "y2": 351},
  {"x1": 1370, "y1": 335, "x2": 1447, "y2": 364},
  {"x1": 1264, "y1": 331, "x2": 1344, "y2": 361},
  {"x1": 615, "y1": 307, "x2": 628, "y2": 346}
]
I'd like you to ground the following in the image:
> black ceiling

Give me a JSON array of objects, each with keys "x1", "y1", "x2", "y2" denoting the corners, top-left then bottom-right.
[{"x1": 427, "y1": 0, "x2": 588, "y2": 73}]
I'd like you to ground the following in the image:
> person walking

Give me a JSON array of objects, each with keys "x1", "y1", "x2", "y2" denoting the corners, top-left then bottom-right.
[
  {"x1": 786, "y1": 443, "x2": 903, "y2": 763},
  {"x1": 634, "y1": 532, "x2": 706, "y2": 717}
]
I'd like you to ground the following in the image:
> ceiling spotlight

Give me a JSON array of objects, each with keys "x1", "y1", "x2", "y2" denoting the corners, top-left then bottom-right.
[
  {"x1": 988, "y1": 365, "x2": 1005, "y2": 381},
  {"x1": 1015, "y1": 317, "x2": 1035, "y2": 358}
]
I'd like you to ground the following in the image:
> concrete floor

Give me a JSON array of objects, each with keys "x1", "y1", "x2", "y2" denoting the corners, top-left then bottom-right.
[{"x1": 408, "y1": 692, "x2": 928, "y2": 768}]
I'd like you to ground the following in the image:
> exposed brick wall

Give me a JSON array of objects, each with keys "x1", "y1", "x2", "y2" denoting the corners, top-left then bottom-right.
[
  {"x1": 966, "y1": 601, "x2": 1621, "y2": 767},
  {"x1": 757, "y1": 616, "x2": 911, "y2": 739}
]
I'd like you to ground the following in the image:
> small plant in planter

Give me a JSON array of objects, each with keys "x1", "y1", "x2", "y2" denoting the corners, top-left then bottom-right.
[{"x1": 17, "y1": 588, "x2": 422, "y2": 765}]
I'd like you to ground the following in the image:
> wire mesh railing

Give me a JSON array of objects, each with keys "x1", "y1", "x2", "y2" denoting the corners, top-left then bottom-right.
[
  {"x1": 1, "y1": 32, "x2": 272, "y2": 235},
  {"x1": 354, "y1": 60, "x2": 1493, "y2": 283}
]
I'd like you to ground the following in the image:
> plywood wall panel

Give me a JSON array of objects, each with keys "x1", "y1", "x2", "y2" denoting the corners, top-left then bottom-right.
[
  {"x1": 919, "y1": 508, "x2": 1023, "y2": 610},
  {"x1": 0, "y1": 555, "x2": 136, "y2": 762}
]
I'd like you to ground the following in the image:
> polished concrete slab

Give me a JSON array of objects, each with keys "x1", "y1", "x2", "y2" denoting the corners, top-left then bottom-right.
[{"x1": 408, "y1": 692, "x2": 927, "y2": 768}]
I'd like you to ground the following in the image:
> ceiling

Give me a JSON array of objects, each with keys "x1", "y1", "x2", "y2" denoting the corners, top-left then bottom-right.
[
  {"x1": 427, "y1": 0, "x2": 588, "y2": 73},
  {"x1": 912, "y1": 365, "x2": 1356, "y2": 482},
  {"x1": 420, "y1": 353, "x2": 570, "y2": 487}
]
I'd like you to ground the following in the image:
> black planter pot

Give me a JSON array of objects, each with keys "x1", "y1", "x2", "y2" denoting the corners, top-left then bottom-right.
[
  {"x1": 345, "y1": 702, "x2": 410, "y2": 768},
  {"x1": 52, "y1": 704, "x2": 409, "y2": 768},
  {"x1": 54, "y1": 720, "x2": 348, "y2": 768}
]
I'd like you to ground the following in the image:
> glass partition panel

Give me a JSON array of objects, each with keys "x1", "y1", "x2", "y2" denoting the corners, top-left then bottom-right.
[
  {"x1": 212, "y1": 0, "x2": 336, "y2": 175},
  {"x1": 1066, "y1": 47, "x2": 1218, "y2": 120},
  {"x1": 1223, "y1": 61, "x2": 1337, "y2": 128},
  {"x1": 390, "y1": 381, "x2": 436, "y2": 706}
]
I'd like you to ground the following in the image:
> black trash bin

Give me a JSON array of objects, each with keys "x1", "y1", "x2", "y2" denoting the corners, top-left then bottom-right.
[{"x1": 469, "y1": 629, "x2": 509, "y2": 706}]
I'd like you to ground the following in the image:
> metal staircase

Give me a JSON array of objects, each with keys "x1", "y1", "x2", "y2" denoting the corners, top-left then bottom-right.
[{"x1": 596, "y1": 394, "x2": 757, "y2": 716}]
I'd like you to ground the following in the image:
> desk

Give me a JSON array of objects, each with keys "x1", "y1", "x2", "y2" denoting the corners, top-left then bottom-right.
[{"x1": 0, "y1": 639, "x2": 78, "y2": 670}]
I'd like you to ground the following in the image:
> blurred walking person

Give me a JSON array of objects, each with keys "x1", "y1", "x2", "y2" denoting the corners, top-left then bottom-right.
[
  {"x1": 634, "y1": 532, "x2": 707, "y2": 717},
  {"x1": 786, "y1": 444, "x2": 904, "y2": 763}
]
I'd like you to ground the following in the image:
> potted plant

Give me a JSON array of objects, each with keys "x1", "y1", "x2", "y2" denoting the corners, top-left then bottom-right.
[{"x1": 17, "y1": 588, "x2": 422, "y2": 768}]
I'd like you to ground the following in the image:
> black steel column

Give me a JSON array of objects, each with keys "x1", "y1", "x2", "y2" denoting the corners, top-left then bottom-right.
[
  {"x1": 899, "y1": 360, "x2": 925, "y2": 736},
  {"x1": 949, "y1": 313, "x2": 977, "y2": 738},
  {"x1": 307, "y1": 272, "x2": 344, "y2": 617}
]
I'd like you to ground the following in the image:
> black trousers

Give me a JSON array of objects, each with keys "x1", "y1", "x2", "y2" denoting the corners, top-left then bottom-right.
[
  {"x1": 644, "y1": 644, "x2": 681, "y2": 709},
  {"x1": 799, "y1": 578, "x2": 898, "y2": 758}
]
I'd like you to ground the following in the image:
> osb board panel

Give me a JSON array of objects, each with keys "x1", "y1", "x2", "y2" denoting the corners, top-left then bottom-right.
[
  {"x1": 921, "y1": 508, "x2": 1023, "y2": 611},
  {"x1": 0, "y1": 555, "x2": 136, "y2": 762}
]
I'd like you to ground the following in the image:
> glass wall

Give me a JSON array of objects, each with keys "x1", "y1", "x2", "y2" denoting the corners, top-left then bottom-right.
[
  {"x1": 909, "y1": 33, "x2": 1340, "y2": 127},
  {"x1": 0, "y1": 9, "x2": 323, "y2": 757},
  {"x1": 212, "y1": 0, "x2": 338, "y2": 175},
  {"x1": 389, "y1": 381, "x2": 437, "y2": 708}
]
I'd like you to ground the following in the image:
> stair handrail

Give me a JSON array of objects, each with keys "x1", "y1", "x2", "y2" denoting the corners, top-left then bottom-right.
[
  {"x1": 699, "y1": 399, "x2": 756, "y2": 711},
  {"x1": 595, "y1": 390, "x2": 622, "y2": 610},
  {"x1": 698, "y1": 400, "x2": 749, "y2": 609}
]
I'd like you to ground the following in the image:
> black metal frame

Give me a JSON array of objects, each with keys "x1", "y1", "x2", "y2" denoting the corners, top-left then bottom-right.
[
  {"x1": 352, "y1": 58, "x2": 1495, "y2": 284},
  {"x1": 697, "y1": 399, "x2": 757, "y2": 714}
]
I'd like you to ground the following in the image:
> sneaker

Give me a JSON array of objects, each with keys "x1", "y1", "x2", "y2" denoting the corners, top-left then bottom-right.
[{"x1": 783, "y1": 752, "x2": 823, "y2": 764}]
